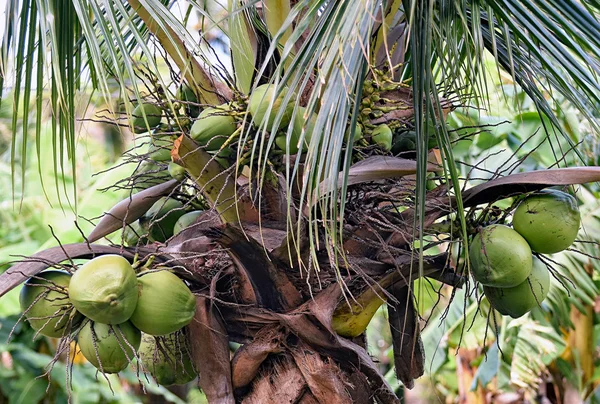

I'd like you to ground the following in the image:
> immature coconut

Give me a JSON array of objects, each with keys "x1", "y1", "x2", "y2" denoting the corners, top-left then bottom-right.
[
  {"x1": 371, "y1": 124, "x2": 393, "y2": 151},
  {"x1": 148, "y1": 135, "x2": 174, "y2": 162},
  {"x1": 123, "y1": 221, "x2": 149, "y2": 247},
  {"x1": 248, "y1": 84, "x2": 294, "y2": 132},
  {"x1": 344, "y1": 122, "x2": 363, "y2": 144},
  {"x1": 78, "y1": 320, "x2": 141, "y2": 373},
  {"x1": 190, "y1": 104, "x2": 237, "y2": 151},
  {"x1": 139, "y1": 333, "x2": 197, "y2": 385},
  {"x1": 129, "y1": 270, "x2": 196, "y2": 336},
  {"x1": 19, "y1": 271, "x2": 81, "y2": 338},
  {"x1": 469, "y1": 224, "x2": 532, "y2": 287},
  {"x1": 513, "y1": 189, "x2": 580, "y2": 254},
  {"x1": 69, "y1": 255, "x2": 138, "y2": 324},
  {"x1": 276, "y1": 106, "x2": 316, "y2": 153},
  {"x1": 173, "y1": 210, "x2": 204, "y2": 235},
  {"x1": 177, "y1": 85, "x2": 200, "y2": 118},
  {"x1": 140, "y1": 197, "x2": 186, "y2": 242},
  {"x1": 133, "y1": 160, "x2": 168, "y2": 192},
  {"x1": 168, "y1": 162, "x2": 186, "y2": 182},
  {"x1": 132, "y1": 103, "x2": 162, "y2": 133},
  {"x1": 484, "y1": 257, "x2": 551, "y2": 318}
]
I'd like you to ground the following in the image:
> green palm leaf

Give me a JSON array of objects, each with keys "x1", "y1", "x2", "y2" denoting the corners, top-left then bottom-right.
[{"x1": 2, "y1": 0, "x2": 600, "y2": 274}]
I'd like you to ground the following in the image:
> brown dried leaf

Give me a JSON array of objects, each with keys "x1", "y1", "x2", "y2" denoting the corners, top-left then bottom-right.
[
  {"x1": 0, "y1": 244, "x2": 139, "y2": 298},
  {"x1": 318, "y1": 156, "x2": 441, "y2": 199},
  {"x1": 284, "y1": 286, "x2": 401, "y2": 404},
  {"x1": 241, "y1": 359, "x2": 306, "y2": 404},
  {"x1": 205, "y1": 225, "x2": 303, "y2": 311},
  {"x1": 346, "y1": 372, "x2": 371, "y2": 404},
  {"x1": 232, "y1": 329, "x2": 284, "y2": 389},
  {"x1": 290, "y1": 345, "x2": 353, "y2": 404},
  {"x1": 188, "y1": 296, "x2": 235, "y2": 404},
  {"x1": 462, "y1": 167, "x2": 600, "y2": 207},
  {"x1": 387, "y1": 284, "x2": 424, "y2": 389},
  {"x1": 221, "y1": 288, "x2": 401, "y2": 403},
  {"x1": 87, "y1": 179, "x2": 179, "y2": 243}
]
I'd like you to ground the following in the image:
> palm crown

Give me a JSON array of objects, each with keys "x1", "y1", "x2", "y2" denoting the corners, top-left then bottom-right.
[{"x1": 2, "y1": 0, "x2": 600, "y2": 402}]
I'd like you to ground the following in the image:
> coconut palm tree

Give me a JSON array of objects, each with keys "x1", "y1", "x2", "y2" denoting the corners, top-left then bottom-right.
[{"x1": 1, "y1": 0, "x2": 600, "y2": 402}]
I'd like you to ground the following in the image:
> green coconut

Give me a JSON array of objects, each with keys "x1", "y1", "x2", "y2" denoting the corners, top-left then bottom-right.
[
  {"x1": 513, "y1": 189, "x2": 580, "y2": 254},
  {"x1": 484, "y1": 257, "x2": 551, "y2": 318},
  {"x1": 139, "y1": 333, "x2": 197, "y2": 386},
  {"x1": 371, "y1": 124, "x2": 393, "y2": 151},
  {"x1": 344, "y1": 123, "x2": 363, "y2": 144},
  {"x1": 391, "y1": 131, "x2": 416, "y2": 154},
  {"x1": 78, "y1": 321, "x2": 141, "y2": 373},
  {"x1": 129, "y1": 270, "x2": 196, "y2": 336},
  {"x1": 140, "y1": 197, "x2": 186, "y2": 242},
  {"x1": 215, "y1": 156, "x2": 230, "y2": 169},
  {"x1": 148, "y1": 136, "x2": 174, "y2": 162},
  {"x1": 173, "y1": 211, "x2": 204, "y2": 235},
  {"x1": 69, "y1": 255, "x2": 139, "y2": 324},
  {"x1": 123, "y1": 221, "x2": 149, "y2": 247},
  {"x1": 19, "y1": 271, "x2": 81, "y2": 338},
  {"x1": 278, "y1": 106, "x2": 316, "y2": 153},
  {"x1": 190, "y1": 105, "x2": 237, "y2": 151},
  {"x1": 469, "y1": 224, "x2": 533, "y2": 287},
  {"x1": 168, "y1": 162, "x2": 186, "y2": 181},
  {"x1": 248, "y1": 84, "x2": 294, "y2": 132},
  {"x1": 177, "y1": 85, "x2": 200, "y2": 118},
  {"x1": 132, "y1": 103, "x2": 162, "y2": 133}
]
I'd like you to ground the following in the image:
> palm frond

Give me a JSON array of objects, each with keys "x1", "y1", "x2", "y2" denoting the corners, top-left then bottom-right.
[
  {"x1": 1, "y1": 0, "x2": 229, "y2": 202},
  {"x1": 509, "y1": 319, "x2": 566, "y2": 392}
]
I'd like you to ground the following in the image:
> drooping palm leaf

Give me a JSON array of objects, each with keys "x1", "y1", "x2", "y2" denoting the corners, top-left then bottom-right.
[{"x1": 1, "y1": 0, "x2": 230, "y2": 203}]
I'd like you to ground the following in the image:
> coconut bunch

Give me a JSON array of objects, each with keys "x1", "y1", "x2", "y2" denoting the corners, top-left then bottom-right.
[
  {"x1": 124, "y1": 196, "x2": 204, "y2": 246},
  {"x1": 18, "y1": 255, "x2": 198, "y2": 383},
  {"x1": 128, "y1": 81, "x2": 413, "y2": 183},
  {"x1": 469, "y1": 190, "x2": 581, "y2": 318},
  {"x1": 121, "y1": 80, "x2": 424, "y2": 249}
]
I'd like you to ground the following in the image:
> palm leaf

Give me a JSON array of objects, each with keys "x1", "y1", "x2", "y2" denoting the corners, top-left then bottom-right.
[
  {"x1": 2, "y1": 0, "x2": 231, "y2": 203},
  {"x1": 228, "y1": 0, "x2": 257, "y2": 94}
]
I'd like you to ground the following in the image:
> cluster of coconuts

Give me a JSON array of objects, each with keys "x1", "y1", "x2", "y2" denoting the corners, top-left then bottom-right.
[
  {"x1": 246, "y1": 84, "x2": 396, "y2": 153},
  {"x1": 469, "y1": 189, "x2": 581, "y2": 318},
  {"x1": 19, "y1": 255, "x2": 198, "y2": 384},
  {"x1": 125, "y1": 197, "x2": 204, "y2": 246},
  {"x1": 133, "y1": 83, "x2": 399, "y2": 159}
]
